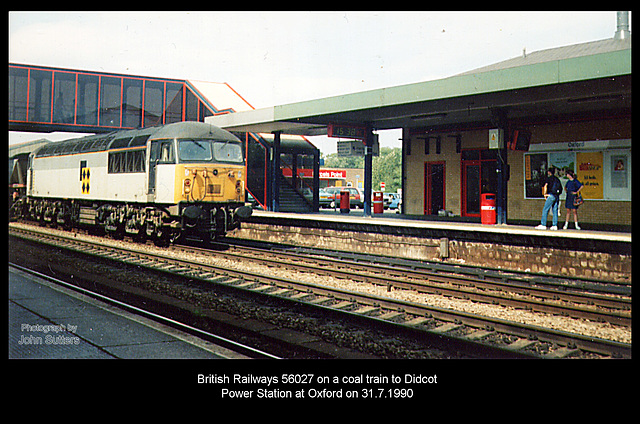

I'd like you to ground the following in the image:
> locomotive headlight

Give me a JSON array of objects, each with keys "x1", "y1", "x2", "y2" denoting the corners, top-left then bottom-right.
[{"x1": 183, "y1": 179, "x2": 191, "y2": 194}]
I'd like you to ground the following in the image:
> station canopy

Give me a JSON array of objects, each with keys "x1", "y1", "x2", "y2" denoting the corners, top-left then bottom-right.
[{"x1": 207, "y1": 36, "x2": 631, "y2": 136}]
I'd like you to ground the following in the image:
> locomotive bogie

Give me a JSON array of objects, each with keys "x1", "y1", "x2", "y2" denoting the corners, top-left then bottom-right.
[{"x1": 17, "y1": 122, "x2": 252, "y2": 244}]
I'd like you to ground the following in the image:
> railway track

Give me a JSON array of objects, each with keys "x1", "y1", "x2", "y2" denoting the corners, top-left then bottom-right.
[
  {"x1": 187, "y1": 240, "x2": 631, "y2": 328},
  {"x1": 9, "y1": 223, "x2": 632, "y2": 359}
]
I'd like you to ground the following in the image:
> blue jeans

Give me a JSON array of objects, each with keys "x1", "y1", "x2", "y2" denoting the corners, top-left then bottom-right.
[{"x1": 540, "y1": 194, "x2": 559, "y2": 226}]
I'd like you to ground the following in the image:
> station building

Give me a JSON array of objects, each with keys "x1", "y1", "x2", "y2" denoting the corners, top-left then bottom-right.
[
  {"x1": 208, "y1": 19, "x2": 631, "y2": 231},
  {"x1": 402, "y1": 37, "x2": 631, "y2": 228}
]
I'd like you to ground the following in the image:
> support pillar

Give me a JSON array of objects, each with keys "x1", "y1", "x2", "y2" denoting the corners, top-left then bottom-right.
[
  {"x1": 491, "y1": 109, "x2": 509, "y2": 225},
  {"x1": 271, "y1": 131, "x2": 281, "y2": 212},
  {"x1": 401, "y1": 127, "x2": 411, "y2": 216},
  {"x1": 363, "y1": 126, "x2": 374, "y2": 217},
  {"x1": 312, "y1": 148, "x2": 320, "y2": 212}
]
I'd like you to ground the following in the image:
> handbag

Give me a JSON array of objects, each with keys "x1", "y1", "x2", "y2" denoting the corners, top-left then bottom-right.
[{"x1": 573, "y1": 193, "x2": 584, "y2": 206}]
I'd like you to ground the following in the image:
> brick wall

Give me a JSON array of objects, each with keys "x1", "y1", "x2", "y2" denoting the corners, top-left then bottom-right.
[{"x1": 232, "y1": 222, "x2": 631, "y2": 283}]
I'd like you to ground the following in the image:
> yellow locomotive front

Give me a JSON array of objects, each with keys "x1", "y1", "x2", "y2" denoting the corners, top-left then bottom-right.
[{"x1": 170, "y1": 136, "x2": 252, "y2": 241}]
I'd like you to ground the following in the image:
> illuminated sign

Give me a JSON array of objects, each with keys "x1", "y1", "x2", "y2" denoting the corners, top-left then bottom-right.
[
  {"x1": 319, "y1": 170, "x2": 347, "y2": 179},
  {"x1": 328, "y1": 124, "x2": 366, "y2": 139}
]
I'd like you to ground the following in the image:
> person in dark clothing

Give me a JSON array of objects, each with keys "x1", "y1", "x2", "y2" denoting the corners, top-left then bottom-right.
[
  {"x1": 535, "y1": 167, "x2": 562, "y2": 230},
  {"x1": 563, "y1": 170, "x2": 583, "y2": 230}
]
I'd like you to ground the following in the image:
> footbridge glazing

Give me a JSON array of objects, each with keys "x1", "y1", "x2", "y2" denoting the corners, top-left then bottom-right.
[{"x1": 8, "y1": 63, "x2": 237, "y2": 134}]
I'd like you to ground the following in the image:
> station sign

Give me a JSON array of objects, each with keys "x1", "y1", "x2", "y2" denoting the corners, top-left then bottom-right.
[
  {"x1": 337, "y1": 140, "x2": 365, "y2": 157},
  {"x1": 319, "y1": 170, "x2": 347, "y2": 179},
  {"x1": 337, "y1": 136, "x2": 380, "y2": 157},
  {"x1": 489, "y1": 128, "x2": 504, "y2": 149}
]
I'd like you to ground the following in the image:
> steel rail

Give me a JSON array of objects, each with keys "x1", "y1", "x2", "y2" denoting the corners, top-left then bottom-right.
[
  {"x1": 9, "y1": 225, "x2": 631, "y2": 359},
  {"x1": 173, "y1": 242, "x2": 631, "y2": 327}
]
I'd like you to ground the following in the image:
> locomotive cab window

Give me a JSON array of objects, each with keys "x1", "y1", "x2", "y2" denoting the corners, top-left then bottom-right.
[
  {"x1": 150, "y1": 140, "x2": 175, "y2": 164},
  {"x1": 179, "y1": 139, "x2": 212, "y2": 162},
  {"x1": 213, "y1": 141, "x2": 243, "y2": 163},
  {"x1": 178, "y1": 139, "x2": 243, "y2": 164}
]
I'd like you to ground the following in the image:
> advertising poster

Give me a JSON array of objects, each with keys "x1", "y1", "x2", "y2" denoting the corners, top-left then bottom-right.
[
  {"x1": 576, "y1": 151, "x2": 603, "y2": 199},
  {"x1": 549, "y1": 152, "x2": 575, "y2": 200},
  {"x1": 524, "y1": 153, "x2": 548, "y2": 198},
  {"x1": 610, "y1": 155, "x2": 628, "y2": 189}
]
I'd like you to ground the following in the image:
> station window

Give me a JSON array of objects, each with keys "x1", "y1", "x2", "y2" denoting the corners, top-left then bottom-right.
[
  {"x1": 28, "y1": 69, "x2": 52, "y2": 123},
  {"x1": 8, "y1": 67, "x2": 28, "y2": 121},
  {"x1": 77, "y1": 74, "x2": 99, "y2": 126},
  {"x1": 100, "y1": 77, "x2": 122, "y2": 127},
  {"x1": 53, "y1": 72, "x2": 77, "y2": 124},
  {"x1": 246, "y1": 134, "x2": 267, "y2": 207},
  {"x1": 165, "y1": 82, "x2": 183, "y2": 124},
  {"x1": 10, "y1": 65, "x2": 212, "y2": 131},
  {"x1": 185, "y1": 89, "x2": 199, "y2": 121},
  {"x1": 199, "y1": 100, "x2": 214, "y2": 121},
  {"x1": 144, "y1": 80, "x2": 164, "y2": 126},
  {"x1": 123, "y1": 79, "x2": 143, "y2": 128}
]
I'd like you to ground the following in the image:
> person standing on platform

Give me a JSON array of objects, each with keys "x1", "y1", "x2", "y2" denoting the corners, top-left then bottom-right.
[
  {"x1": 563, "y1": 170, "x2": 583, "y2": 230},
  {"x1": 535, "y1": 167, "x2": 562, "y2": 230}
]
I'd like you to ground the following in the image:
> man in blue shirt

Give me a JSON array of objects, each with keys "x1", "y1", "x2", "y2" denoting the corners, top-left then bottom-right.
[{"x1": 535, "y1": 167, "x2": 562, "y2": 230}]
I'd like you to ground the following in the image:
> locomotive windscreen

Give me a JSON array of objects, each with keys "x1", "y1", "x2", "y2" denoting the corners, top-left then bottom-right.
[
  {"x1": 212, "y1": 141, "x2": 243, "y2": 163},
  {"x1": 178, "y1": 139, "x2": 243, "y2": 163}
]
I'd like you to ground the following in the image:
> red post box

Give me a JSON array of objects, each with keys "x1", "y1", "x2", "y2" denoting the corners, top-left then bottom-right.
[
  {"x1": 480, "y1": 193, "x2": 496, "y2": 225},
  {"x1": 373, "y1": 191, "x2": 383, "y2": 214},
  {"x1": 340, "y1": 190, "x2": 350, "y2": 214}
]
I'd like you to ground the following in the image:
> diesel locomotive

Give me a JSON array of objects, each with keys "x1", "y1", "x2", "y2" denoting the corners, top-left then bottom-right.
[{"x1": 11, "y1": 121, "x2": 252, "y2": 244}]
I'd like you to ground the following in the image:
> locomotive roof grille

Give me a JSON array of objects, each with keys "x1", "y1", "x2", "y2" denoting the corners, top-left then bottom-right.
[{"x1": 33, "y1": 122, "x2": 239, "y2": 158}]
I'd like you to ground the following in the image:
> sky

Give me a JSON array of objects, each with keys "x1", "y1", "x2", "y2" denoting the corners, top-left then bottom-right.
[{"x1": 8, "y1": 11, "x2": 626, "y2": 154}]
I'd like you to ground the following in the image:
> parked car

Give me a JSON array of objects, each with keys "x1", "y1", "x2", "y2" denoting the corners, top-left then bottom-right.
[
  {"x1": 319, "y1": 188, "x2": 334, "y2": 208},
  {"x1": 347, "y1": 187, "x2": 364, "y2": 208},
  {"x1": 323, "y1": 186, "x2": 363, "y2": 208},
  {"x1": 389, "y1": 195, "x2": 402, "y2": 213},
  {"x1": 383, "y1": 192, "x2": 394, "y2": 209}
]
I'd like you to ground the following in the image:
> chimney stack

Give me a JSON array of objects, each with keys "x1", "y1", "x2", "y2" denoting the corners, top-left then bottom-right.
[{"x1": 614, "y1": 11, "x2": 630, "y2": 40}]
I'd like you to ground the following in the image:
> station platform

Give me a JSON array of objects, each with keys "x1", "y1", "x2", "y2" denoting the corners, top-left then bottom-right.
[
  {"x1": 8, "y1": 266, "x2": 249, "y2": 359},
  {"x1": 236, "y1": 209, "x2": 631, "y2": 282},
  {"x1": 246, "y1": 210, "x2": 631, "y2": 254}
]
